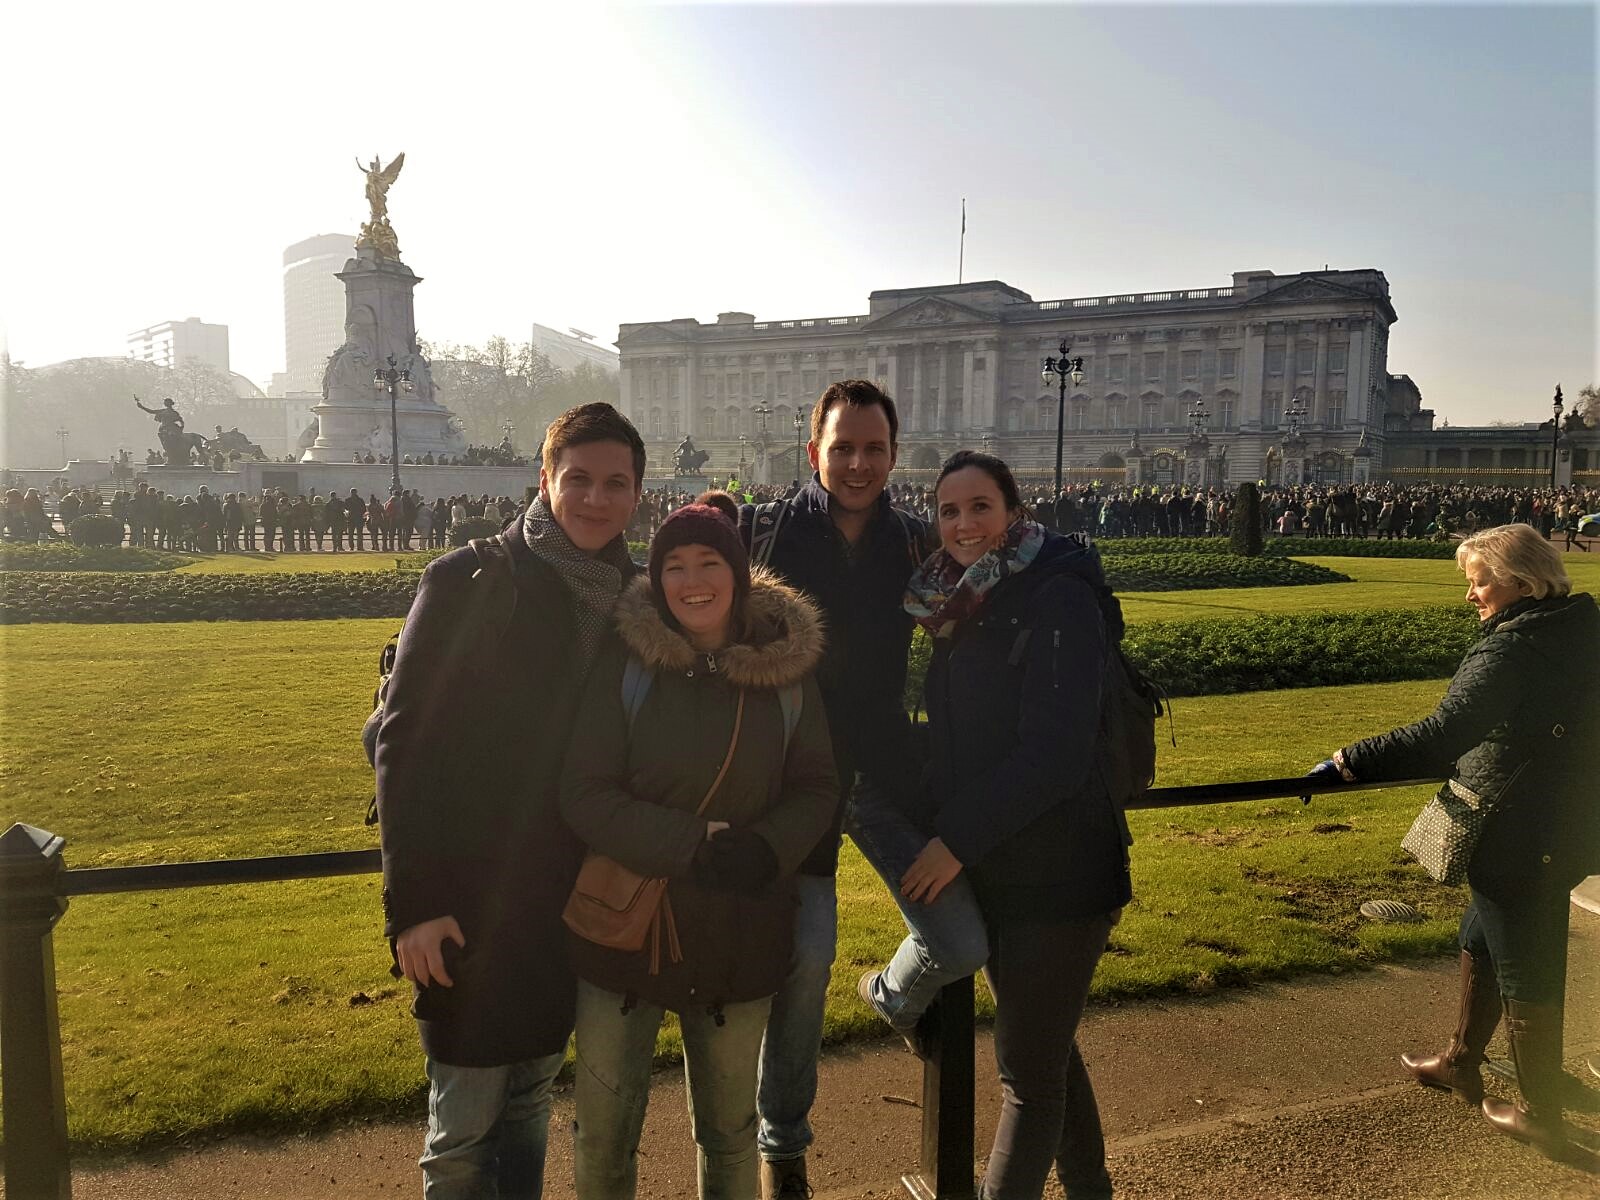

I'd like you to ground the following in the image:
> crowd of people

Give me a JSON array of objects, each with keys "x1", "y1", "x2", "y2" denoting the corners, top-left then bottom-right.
[
  {"x1": 0, "y1": 483, "x2": 526, "y2": 553},
  {"x1": 368, "y1": 389, "x2": 1596, "y2": 1200}
]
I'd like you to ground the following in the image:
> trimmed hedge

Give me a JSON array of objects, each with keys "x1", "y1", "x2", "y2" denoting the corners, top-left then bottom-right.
[
  {"x1": 1263, "y1": 536, "x2": 1458, "y2": 559},
  {"x1": 1103, "y1": 554, "x2": 1349, "y2": 591},
  {"x1": 899, "y1": 604, "x2": 1478, "y2": 701},
  {"x1": 0, "y1": 571, "x2": 419, "y2": 624},
  {"x1": 68, "y1": 514, "x2": 126, "y2": 547},
  {"x1": 0, "y1": 544, "x2": 194, "y2": 573},
  {"x1": 1096, "y1": 535, "x2": 1458, "y2": 560},
  {"x1": 1122, "y1": 606, "x2": 1480, "y2": 696}
]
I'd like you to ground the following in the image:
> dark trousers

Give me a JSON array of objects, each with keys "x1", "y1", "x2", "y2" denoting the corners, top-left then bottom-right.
[
  {"x1": 981, "y1": 909, "x2": 1117, "y2": 1200},
  {"x1": 1460, "y1": 883, "x2": 1573, "y2": 1005}
]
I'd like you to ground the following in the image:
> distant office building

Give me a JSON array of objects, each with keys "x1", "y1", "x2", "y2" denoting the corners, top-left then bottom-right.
[
  {"x1": 127, "y1": 317, "x2": 230, "y2": 373},
  {"x1": 530, "y1": 322, "x2": 619, "y2": 374},
  {"x1": 283, "y1": 233, "x2": 356, "y2": 395}
]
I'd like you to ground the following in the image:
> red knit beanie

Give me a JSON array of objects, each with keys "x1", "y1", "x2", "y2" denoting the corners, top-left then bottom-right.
[{"x1": 648, "y1": 491, "x2": 751, "y2": 609}]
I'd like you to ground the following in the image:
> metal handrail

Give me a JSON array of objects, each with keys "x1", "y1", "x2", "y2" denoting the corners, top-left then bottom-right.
[{"x1": 0, "y1": 774, "x2": 1444, "y2": 1199}]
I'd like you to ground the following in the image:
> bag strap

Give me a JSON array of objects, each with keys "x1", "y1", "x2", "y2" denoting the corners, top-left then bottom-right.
[{"x1": 694, "y1": 690, "x2": 746, "y2": 817}]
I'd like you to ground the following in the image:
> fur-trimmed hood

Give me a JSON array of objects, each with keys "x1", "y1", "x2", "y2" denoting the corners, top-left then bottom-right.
[{"x1": 613, "y1": 567, "x2": 825, "y2": 689}]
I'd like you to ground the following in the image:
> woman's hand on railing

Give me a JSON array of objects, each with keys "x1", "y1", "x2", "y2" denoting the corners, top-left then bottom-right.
[{"x1": 395, "y1": 915, "x2": 465, "y2": 988}]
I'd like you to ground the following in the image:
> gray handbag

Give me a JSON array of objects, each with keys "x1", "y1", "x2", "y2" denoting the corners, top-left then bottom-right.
[{"x1": 1401, "y1": 779, "x2": 1489, "y2": 885}]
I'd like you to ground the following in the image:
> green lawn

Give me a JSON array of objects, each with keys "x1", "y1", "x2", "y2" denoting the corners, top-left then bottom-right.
[
  {"x1": 1, "y1": 619, "x2": 1467, "y2": 1149},
  {"x1": 1119, "y1": 554, "x2": 1600, "y2": 623},
  {"x1": 174, "y1": 551, "x2": 411, "y2": 574}
]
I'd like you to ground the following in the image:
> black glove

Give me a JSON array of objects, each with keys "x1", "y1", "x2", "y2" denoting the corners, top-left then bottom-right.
[
  {"x1": 693, "y1": 828, "x2": 779, "y2": 894},
  {"x1": 1301, "y1": 758, "x2": 1343, "y2": 805}
]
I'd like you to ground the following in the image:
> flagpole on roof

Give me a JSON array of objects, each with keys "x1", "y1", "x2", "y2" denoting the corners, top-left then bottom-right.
[{"x1": 959, "y1": 198, "x2": 966, "y2": 284}]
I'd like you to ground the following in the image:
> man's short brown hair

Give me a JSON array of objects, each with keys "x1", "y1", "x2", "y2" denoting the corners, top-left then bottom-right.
[
  {"x1": 541, "y1": 402, "x2": 646, "y2": 488},
  {"x1": 810, "y1": 379, "x2": 899, "y2": 447}
]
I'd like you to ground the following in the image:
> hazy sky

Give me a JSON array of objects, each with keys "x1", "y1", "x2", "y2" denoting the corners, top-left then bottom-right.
[{"x1": 2, "y1": 1, "x2": 1593, "y2": 425}]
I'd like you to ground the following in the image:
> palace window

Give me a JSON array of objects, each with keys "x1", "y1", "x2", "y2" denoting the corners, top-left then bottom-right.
[
  {"x1": 1106, "y1": 399, "x2": 1124, "y2": 429},
  {"x1": 1219, "y1": 399, "x2": 1235, "y2": 430},
  {"x1": 1181, "y1": 350, "x2": 1200, "y2": 381},
  {"x1": 1296, "y1": 344, "x2": 1315, "y2": 374},
  {"x1": 1262, "y1": 393, "x2": 1282, "y2": 427},
  {"x1": 803, "y1": 370, "x2": 818, "y2": 394},
  {"x1": 1144, "y1": 352, "x2": 1164, "y2": 383},
  {"x1": 1071, "y1": 400, "x2": 1089, "y2": 431},
  {"x1": 1328, "y1": 346, "x2": 1348, "y2": 373},
  {"x1": 1327, "y1": 391, "x2": 1345, "y2": 429},
  {"x1": 1218, "y1": 348, "x2": 1238, "y2": 378},
  {"x1": 1141, "y1": 400, "x2": 1159, "y2": 429},
  {"x1": 1109, "y1": 355, "x2": 1127, "y2": 383},
  {"x1": 1265, "y1": 347, "x2": 1285, "y2": 375}
]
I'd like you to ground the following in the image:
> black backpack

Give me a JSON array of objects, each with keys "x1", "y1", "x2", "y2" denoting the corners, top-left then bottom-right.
[
  {"x1": 1094, "y1": 644, "x2": 1169, "y2": 852},
  {"x1": 362, "y1": 536, "x2": 516, "y2": 825}
]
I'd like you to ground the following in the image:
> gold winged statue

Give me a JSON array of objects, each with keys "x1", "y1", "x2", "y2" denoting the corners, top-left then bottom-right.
[{"x1": 355, "y1": 152, "x2": 405, "y2": 259}]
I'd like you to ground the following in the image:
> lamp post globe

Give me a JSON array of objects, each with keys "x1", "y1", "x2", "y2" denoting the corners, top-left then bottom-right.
[{"x1": 1551, "y1": 384, "x2": 1564, "y2": 489}]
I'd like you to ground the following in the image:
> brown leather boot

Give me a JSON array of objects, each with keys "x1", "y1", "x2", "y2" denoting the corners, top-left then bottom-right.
[
  {"x1": 760, "y1": 1156, "x2": 814, "y2": 1199},
  {"x1": 1400, "y1": 950, "x2": 1499, "y2": 1103},
  {"x1": 1482, "y1": 999, "x2": 1569, "y2": 1160}
]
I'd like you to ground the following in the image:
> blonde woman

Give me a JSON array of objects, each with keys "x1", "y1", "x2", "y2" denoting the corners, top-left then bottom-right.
[{"x1": 1308, "y1": 523, "x2": 1600, "y2": 1158}]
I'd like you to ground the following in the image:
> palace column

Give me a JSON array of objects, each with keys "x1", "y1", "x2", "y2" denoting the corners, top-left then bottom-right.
[
  {"x1": 683, "y1": 353, "x2": 697, "y2": 437},
  {"x1": 1347, "y1": 320, "x2": 1371, "y2": 427},
  {"x1": 885, "y1": 346, "x2": 899, "y2": 402},
  {"x1": 1241, "y1": 323, "x2": 1267, "y2": 425},
  {"x1": 910, "y1": 344, "x2": 925, "y2": 432},
  {"x1": 962, "y1": 347, "x2": 976, "y2": 437},
  {"x1": 1313, "y1": 321, "x2": 1330, "y2": 425},
  {"x1": 933, "y1": 343, "x2": 947, "y2": 432}
]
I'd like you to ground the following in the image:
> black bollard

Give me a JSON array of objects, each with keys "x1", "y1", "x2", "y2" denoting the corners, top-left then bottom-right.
[
  {"x1": 902, "y1": 975, "x2": 976, "y2": 1200},
  {"x1": 0, "y1": 823, "x2": 72, "y2": 1199}
]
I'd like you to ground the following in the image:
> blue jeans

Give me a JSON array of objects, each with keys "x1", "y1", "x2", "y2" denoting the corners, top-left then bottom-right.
[
  {"x1": 420, "y1": 1050, "x2": 566, "y2": 1199},
  {"x1": 756, "y1": 873, "x2": 837, "y2": 1162},
  {"x1": 846, "y1": 787, "x2": 990, "y2": 1030},
  {"x1": 1459, "y1": 883, "x2": 1573, "y2": 1004},
  {"x1": 573, "y1": 979, "x2": 771, "y2": 1200}
]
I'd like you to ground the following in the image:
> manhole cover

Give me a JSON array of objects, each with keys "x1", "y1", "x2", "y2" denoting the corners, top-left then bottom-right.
[{"x1": 1360, "y1": 899, "x2": 1423, "y2": 923}]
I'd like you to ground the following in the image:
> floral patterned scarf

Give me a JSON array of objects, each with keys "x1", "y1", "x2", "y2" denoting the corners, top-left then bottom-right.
[{"x1": 903, "y1": 517, "x2": 1047, "y2": 637}]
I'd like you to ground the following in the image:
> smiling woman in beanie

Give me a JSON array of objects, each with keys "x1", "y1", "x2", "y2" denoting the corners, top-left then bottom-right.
[{"x1": 560, "y1": 491, "x2": 838, "y2": 1200}]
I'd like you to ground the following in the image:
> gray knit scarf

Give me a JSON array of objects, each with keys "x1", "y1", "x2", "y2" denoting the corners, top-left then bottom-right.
[{"x1": 520, "y1": 496, "x2": 631, "y2": 675}]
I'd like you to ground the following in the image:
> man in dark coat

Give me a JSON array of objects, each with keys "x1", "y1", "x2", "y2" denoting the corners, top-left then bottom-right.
[
  {"x1": 377, "y1": 402, "x2": 645, "y2": 1197},
  {"x1": 345, "y1": 489, "x2": 366, "y2": 551},
  {"x1": 736, "y1": 380, "x2": 928, "y2": 1199}
]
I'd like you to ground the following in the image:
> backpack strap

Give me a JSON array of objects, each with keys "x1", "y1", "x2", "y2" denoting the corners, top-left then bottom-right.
[
  {"x1": 622, "y1": 656, "x2": 654, "y2": 734},
  {"x1": 468, "y1": 534, "x2": 518, "y2": 640},
  {"x1": 750, "y1": 499, "x2": 790, "y2": 569}
]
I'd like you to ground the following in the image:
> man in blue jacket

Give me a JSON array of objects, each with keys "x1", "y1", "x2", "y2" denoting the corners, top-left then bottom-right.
[{"x1": 737, "y1": 379, "x2": 928, "y2": 1199}]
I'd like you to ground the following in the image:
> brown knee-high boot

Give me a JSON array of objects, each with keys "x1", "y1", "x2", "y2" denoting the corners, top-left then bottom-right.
[
  {"x1": 1400, "y1": 950, "x2": 1500, "y2": 1103},
  {"x1": 1482, "y1": 999, "x2": 1568, "y2": 1159}
]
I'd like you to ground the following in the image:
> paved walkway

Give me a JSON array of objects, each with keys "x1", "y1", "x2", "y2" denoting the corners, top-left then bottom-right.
[{"x1": 61, "y1": 906, "x2": 1600, "y2": 1200}]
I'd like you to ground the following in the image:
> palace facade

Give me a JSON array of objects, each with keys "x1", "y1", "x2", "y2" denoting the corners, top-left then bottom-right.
[{"x1": 618, "y1": 269, "x2": 1595, "y2": 489}]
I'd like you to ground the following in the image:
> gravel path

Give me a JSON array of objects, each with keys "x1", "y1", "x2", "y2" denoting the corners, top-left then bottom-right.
[{"x1": 58, "y1": 908, "x2": 1600, "y2": 1200}]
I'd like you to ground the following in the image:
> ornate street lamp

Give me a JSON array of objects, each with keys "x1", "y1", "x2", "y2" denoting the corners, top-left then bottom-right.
[
  {"x1": 373, "y1": 355, "x2": 413, "y2": 497},
  {"x1": 793, "y1": 409, "x2": 806, "y2": 479},
  {"x1": 1285, "y1": 396, "x2": 1308, "y2": 439},
  {"x1": 1041, "y1": 340, "x2": 1085, "y2": 501},
  {"x1": 1548, "y1": 390, "x2": 1561, "y2": 492},
  {"x1": 738, "y1": 433, "x2": 748, "y2": 479},
  {"x1": 1188, "y1": 401, "x2": 1211, "y2": 439}
]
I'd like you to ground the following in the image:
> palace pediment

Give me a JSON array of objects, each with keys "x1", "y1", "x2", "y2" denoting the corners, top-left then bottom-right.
[
  {"x1": 861, "y1": 295, "x2": 997, "y2": 332},
  {"x1": 616, "y1": 324, "x2": 690, "y2": 346},
  {"x1": 1245, "y1": 276, "x2": 1391, "y2": 317}
]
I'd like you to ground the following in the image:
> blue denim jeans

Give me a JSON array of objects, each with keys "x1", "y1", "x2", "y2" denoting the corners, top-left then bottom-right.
[
  {"x1": 756, "y1": 873, "x2": 837, "y2": 1162},
  {"x1": 846, "y1": 786, "x2": 990, "y2": 1031},
  {"x1": 573, "y1": 979, "x2": 771, "y2": 1200},
  {"x1": 1459, "y1": 883, "x2": 1573, "y2": 1004},
  {"x1": 420, "y1": 1050, "x2": 566, "y2": 1200}
]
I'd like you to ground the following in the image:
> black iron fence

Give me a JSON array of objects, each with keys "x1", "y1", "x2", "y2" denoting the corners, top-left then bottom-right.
[{"x1": 1, "y1": 775, "x2": 1440, "y2": 1200}]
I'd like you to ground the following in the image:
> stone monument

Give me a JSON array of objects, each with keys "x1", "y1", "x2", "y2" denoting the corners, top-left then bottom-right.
[{"x1": 300, "y1": 154, "x2": 468, "y2": 464}]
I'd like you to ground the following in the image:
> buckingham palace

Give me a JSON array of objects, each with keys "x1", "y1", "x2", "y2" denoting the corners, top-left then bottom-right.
[{"x1": 617, "y1": 268, "x2": 1422, "y2": 488}]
